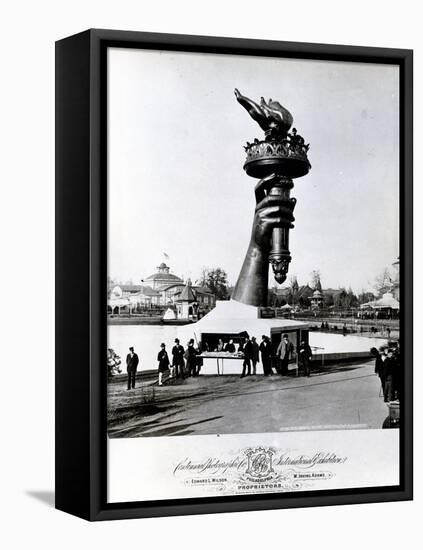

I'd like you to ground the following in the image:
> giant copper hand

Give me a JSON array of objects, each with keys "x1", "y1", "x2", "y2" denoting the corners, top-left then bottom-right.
[
  {"x1": 232, "y1": 89, "x2": 311, "y2": 306},
  {"x1": 234, "y1": 88, "x2": 293, "y2": 140},
  {"x1": 232, "y1": 173, "x2": 296, "y2": 306}
]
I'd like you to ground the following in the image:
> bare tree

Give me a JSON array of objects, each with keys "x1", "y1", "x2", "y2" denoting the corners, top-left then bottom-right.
[
  {"x1": 374, "y1": 268, "x2": 393, "y2": 296},
  {"x1": 287, "y1": 275, "x2": 299, "y2": 306},
  {"x1": 310, "y1": 270, "x2": 322, "y2": 291},
  {"x1": 358, "y1": 291, "x2": 376, "y2": 304}
]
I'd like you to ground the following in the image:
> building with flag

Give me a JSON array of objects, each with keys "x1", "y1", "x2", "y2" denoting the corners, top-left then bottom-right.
[
  {"x1": 145, "y1": 262, "x2": 184, "y2": 290},
  {"x1": 107, "y1": 263, "x2": 216, "y2": 317}
]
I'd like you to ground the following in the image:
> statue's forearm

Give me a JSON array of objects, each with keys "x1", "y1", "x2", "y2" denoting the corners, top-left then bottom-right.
[{"x1": 232, "y1": 243, "x2": 269, "y2": 307}]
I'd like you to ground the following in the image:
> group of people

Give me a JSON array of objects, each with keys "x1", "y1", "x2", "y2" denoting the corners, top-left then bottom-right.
[
  {"x1": 371, "y1": 343, "x2": 401, "y2": 403},
  {"x1": 216, "y1": 333, "x2": 312, "y2": 378},
  {"x1": 123, "y1": 333, "x2": 314, "y2": 389},
  {"x1": 124, "y1": 339, "x2": 202, "y2": 389},
  {"x1": 157, "y1": 338, "x2": 201, "y2": 385}
]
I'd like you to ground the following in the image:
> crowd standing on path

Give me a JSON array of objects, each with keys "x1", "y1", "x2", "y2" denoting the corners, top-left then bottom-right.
[
  {"x1": 112, "y1": 336, "x2": 402, "y2": 398},
  {"x1": 117, "y1": 333, "x2": 316, "y2": 388}
]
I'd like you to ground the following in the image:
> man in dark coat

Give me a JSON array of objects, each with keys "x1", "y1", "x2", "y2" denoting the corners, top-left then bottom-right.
[
  {"x1": 171, "y1": 338, "x2": 185, "y2": 379},
  {"x1": 240, "y1": 336, "x2": 253, "y2": 378},
  {"x1": 126, "y1": 346, "x2": 139, "y2": 390},
  {"x1": 298, "y1": 339, "x2": 312, "y2": 377},
  {"x1": 157, "y1": 343, "x2": 170, "y2": 386},
  {"x1": 251, "y1": 336, "x2": 260, "y2": 375},
  {"x1": 371, "y1": 347, "x2": 385, "y2": 395},
  {"x1": 381, "y1": 349, "x2": 395, "y2": 402},
  {"x1": 186, "y1": 339, "x2": 199, "y2": 377},
  {"x1": 224, "y1": 339, "x2": 236, "y2": 353},
  {"x1": 392, "y1": 343, "x2": 401, "y2": 401},
  {"x1": 259, "y1": 335, "x2": 272, "y2": 376}
]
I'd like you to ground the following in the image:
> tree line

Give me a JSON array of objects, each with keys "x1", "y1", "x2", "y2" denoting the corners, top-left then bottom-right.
[{"x1": 110, "y1": 262, "x2": 396, "y2": 310}]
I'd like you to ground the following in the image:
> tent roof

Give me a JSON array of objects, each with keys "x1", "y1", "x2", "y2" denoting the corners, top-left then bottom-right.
[
  {"x1": 177, "y1": 300, "x2": 308, "y2": 341},
  {"x1": 107, "y1": 297, "x2": 129, "y2": 307},
  {"x1": 360, "y1": 292, "x2": 399, "y2": 310}
]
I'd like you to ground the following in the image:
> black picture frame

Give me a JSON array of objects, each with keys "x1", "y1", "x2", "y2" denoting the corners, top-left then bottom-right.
[{"x1": 55, "y1": 28, "x2": 413, "y2": 521}]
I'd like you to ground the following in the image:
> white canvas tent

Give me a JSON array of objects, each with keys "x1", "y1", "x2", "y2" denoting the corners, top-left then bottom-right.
[
  {"x1": 107, "y1": 296, "x2": 130, "y2": 309},
  {"x1": 178, "y1": 300, "x2": 307, "y2": 342},
  {"x1": 177, "y1": 300, "x2": 309, "y2": 375},
  {"x1": 360, "y1": 292, "x2": 399, "y2": 310}
]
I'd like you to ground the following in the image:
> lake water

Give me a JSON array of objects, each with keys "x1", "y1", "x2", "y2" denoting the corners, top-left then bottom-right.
[
  {"x1": 108, "y1": 325, "x2": 180, "y2": 371},
  {"x1": 107, "y1": 324, "x2": 386, "y2": 373}
]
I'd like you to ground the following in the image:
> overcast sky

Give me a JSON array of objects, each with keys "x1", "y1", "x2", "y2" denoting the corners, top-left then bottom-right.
[{"x1": 108, "y1": 47, "x2": 399, "y2": 294}]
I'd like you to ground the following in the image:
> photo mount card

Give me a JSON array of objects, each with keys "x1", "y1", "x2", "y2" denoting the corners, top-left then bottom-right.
[{"x1": 55, "y1": 29, "x2": 413, "y2": 521}]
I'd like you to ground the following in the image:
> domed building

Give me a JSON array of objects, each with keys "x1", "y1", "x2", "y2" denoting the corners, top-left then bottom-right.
[
  {"x1": 142, "y1": 263, "x2": 217, "y2": 315},
  {"x1": 145, "y1": 262, "x2": 184, "y2": 290},
  {"x1": 107, "y1": 263, "x2": 217, "y2": 317}
]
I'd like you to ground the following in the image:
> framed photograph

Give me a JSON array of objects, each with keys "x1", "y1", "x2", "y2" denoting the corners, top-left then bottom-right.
[{"x1": 55, "y1": 29, "x2": 413, "y2": 520}]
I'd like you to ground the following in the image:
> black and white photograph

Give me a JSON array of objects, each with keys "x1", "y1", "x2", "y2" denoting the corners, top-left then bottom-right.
[
  {"x1": 105, "y1": 45, "x2": 404, "y2": 503},
  {"x1": 2, "y1": 0, "x2": 420, "y2": 542}
]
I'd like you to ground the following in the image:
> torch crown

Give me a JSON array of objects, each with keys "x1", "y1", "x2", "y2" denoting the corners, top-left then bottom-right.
[{"x1": 243, "y1": 131, "x2": 311, "y2": 179}]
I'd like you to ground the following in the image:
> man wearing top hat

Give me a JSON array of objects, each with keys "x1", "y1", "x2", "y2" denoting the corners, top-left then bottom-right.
[
  {"x1": 171, "y1": 338, "x2": 185, "y2": 379},
  {"x1": 185, "y1": 339, "x2": 199, "y2": 377},
  {"x1": 298, "y1": 338, "x2": 313, "y2": 377},
  {"x1": 240, "y1": 335, "x2": 253, "y2": 378},
  {"x1": 157, "y1": 343, "x2": 170, "y2": 386}
]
